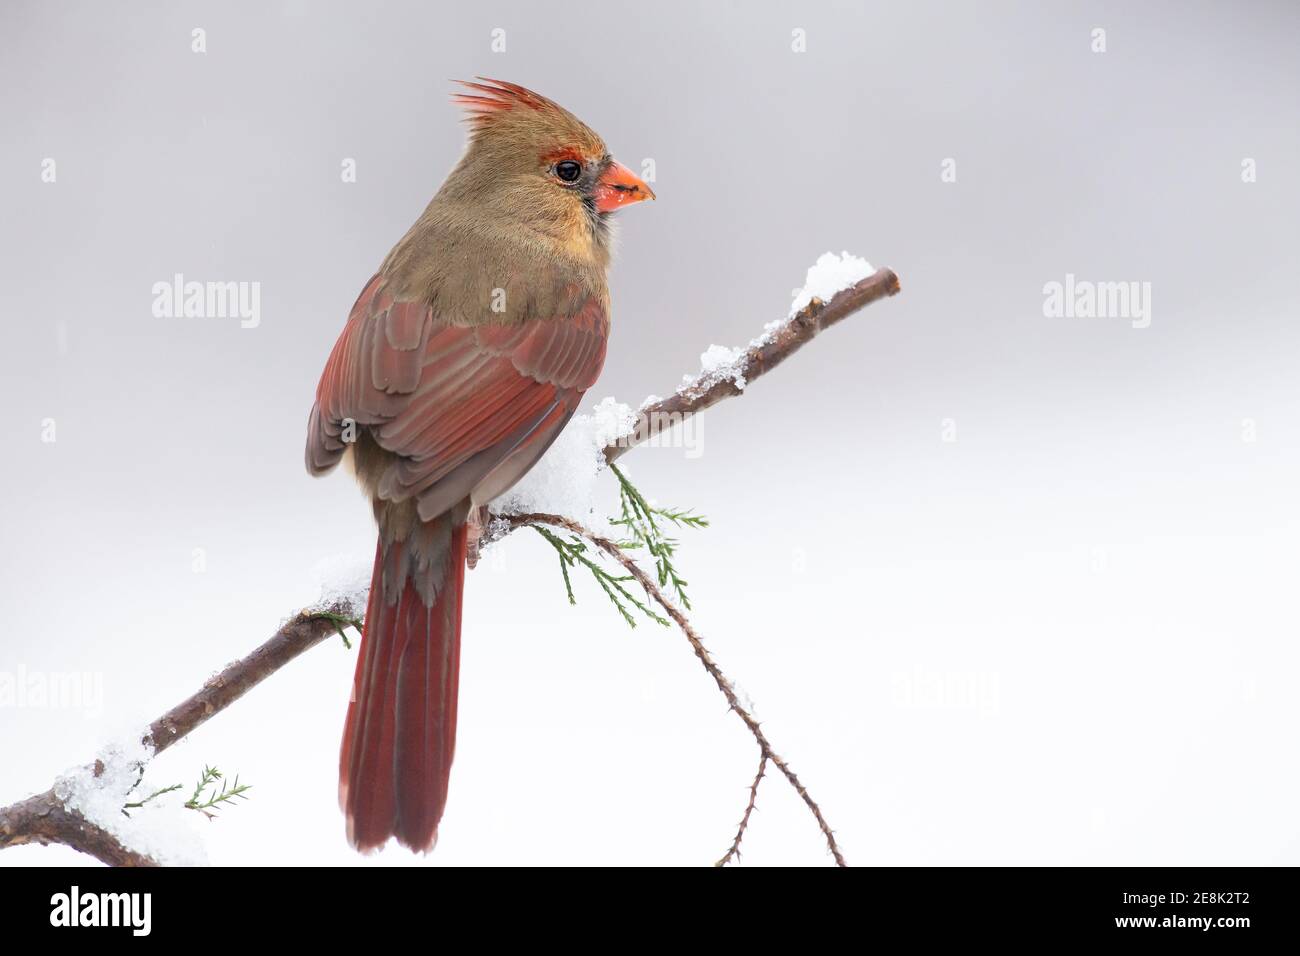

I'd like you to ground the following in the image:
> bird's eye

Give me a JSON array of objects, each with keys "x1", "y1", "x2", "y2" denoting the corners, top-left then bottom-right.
[{"x1": 554, "y1": 160, "x2": 582, "y2": 183}]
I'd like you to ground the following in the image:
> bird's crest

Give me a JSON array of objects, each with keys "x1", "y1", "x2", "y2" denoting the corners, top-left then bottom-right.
[{"x1": 452, "y1": 78, "x2": 561, "y2": 129}]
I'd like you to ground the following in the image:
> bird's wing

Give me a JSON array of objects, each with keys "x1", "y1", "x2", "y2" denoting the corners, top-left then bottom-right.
[{"x1": 306, "y1": 273, "x2": 608, "y2": 519}]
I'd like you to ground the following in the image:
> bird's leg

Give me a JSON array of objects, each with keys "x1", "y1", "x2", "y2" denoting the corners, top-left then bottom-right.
[{"x1": 464, "y1": 503, "x2": 491, "y2": 569}]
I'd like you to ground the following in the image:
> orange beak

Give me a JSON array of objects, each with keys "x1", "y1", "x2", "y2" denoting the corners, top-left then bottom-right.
[{"x1": 593, "y1": 160, "x2": 656, "y2": 213}]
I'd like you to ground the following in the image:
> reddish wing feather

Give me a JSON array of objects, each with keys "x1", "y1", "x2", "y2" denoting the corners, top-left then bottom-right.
[{"x1": 306, "y1": 275, "x2": 608, "y2": 515}]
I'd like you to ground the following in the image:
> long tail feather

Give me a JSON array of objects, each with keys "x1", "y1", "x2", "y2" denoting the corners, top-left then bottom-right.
[{"x1": 340, "y1": 516, "x2": 467, "y2": 852}]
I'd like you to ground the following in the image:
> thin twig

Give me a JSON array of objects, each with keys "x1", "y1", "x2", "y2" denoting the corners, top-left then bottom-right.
[
  {"x1": 716, "y1": 754, "x2": 767, "y2": 867},
  {"x1": 504, "y1": 513, "x2": 847, "y2": 866}
]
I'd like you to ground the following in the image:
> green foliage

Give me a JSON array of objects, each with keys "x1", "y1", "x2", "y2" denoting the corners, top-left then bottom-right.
[
  {"x1": 533, "y1": 466, "x2": 707, "y2": 628},
  {"x1": 312, "y1": 610, "x2": 363, "y2": 649},
  {"x1": 610, "y1": 464, "x2": 708, "y2": 610},
  {"x1": 533, "y1": 526, "x2": 668, "y2": 628},
  {"x1": 123, "y1": 783, "x2": 182, "y2": 811},
  {"x1": 122, "y1": 766, "x2": 251, "y2": 817},
  {"x1": 185, "y1": 765, "x2": 252, "y2": 813}
]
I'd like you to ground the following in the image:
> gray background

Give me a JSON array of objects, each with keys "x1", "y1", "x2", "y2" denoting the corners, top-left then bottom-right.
[{"x1": 2, "y1": 0, "x2": 1298, "y2": 865}]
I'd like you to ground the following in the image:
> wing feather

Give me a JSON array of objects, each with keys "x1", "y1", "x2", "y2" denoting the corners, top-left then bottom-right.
[{"x1": 306, "y1": 274, "x2": 609, "y2": 518}]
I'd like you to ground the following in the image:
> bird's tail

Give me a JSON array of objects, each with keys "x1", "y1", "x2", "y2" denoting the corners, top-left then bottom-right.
[{"x1": 340, "y1": 512, "x2": 467, "y2": 852}]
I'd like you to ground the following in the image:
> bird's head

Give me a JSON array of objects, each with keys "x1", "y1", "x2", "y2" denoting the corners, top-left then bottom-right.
[{"x1": 444, "y1": 78, "x2": 654, "y2": 253}]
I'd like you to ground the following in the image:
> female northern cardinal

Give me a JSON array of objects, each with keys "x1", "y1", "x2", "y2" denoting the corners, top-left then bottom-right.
[{"x1": 305, "y1": 79, "x2": 654, "y2": 852}]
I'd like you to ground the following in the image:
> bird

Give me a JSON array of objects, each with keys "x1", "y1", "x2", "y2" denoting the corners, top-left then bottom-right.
[{"x1": 304, "y1": 79, "x2": 654, "y2": 852}]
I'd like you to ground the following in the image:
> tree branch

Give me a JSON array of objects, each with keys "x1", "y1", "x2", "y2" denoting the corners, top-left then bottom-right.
[
  {"x1": 501, "y1": 513, "x2": 848, "y2": 866},
  {"x1": 0, "y1": 604, "x2": 360, "y2": 866},
  {"x1": 605, "y1": 267, "x2": 900, "y2": 463},
  {"x1": 1, "y1": 264, "x2": 900, "y2": 865},
  {"x1": 0, "y1": 790, "x2": 161, "y2": 867},
  {"x1": 147, "y1": 604, "x2": 361, "y2": 755}
]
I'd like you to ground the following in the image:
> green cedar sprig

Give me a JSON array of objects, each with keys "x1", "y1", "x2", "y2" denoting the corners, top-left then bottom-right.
[
  {"x1": 184, "y1": 765, "x2": 252, "y2": 813},
  {"x1": 532, "y1": 525, "x2": 669, "y2": 628},
  {"x1": 609, "y1": 464, "x2": 708, "y2": 610}
]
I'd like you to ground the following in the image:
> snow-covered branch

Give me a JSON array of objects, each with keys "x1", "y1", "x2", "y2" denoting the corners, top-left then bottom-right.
[
  {"x1": 0, "y1": 604, "x2": 361, "y2": 866},
  {"x1": 0, "y1": 254, "x2": 901, "y2": 866},
  {"x1": 605, "y1": 261, "x2": 901, "y2": 463},
  {"x1": 0, "y1": 789, "x2": 161, "y2": 867}
]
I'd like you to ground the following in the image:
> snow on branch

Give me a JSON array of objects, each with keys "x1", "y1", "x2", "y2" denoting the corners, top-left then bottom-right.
[
  {"x1": 0, "y1": 255, "x2": 901, "y2": 867},
  {"x1": 0, "y1": 603, "x2": 362, "y2": 866},
  {"x1": 606, "y1": 261, "x2": 900, "y2": 463}
]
